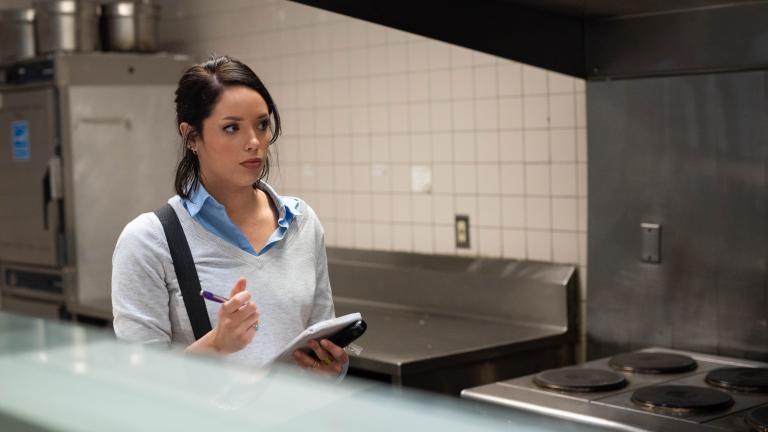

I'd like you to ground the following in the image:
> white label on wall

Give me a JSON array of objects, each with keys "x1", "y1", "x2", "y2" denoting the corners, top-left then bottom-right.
[
  {"x1": 411, "y1": 165, "x2": 432, "y2": 193},
  {"x1": 371, "y1": 164, "x2": 387, "y2": 177}
]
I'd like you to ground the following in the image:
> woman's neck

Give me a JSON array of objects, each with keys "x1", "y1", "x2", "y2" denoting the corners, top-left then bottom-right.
[{"x1": 201, "y1": 179, "x2": 261, "y2": 224}]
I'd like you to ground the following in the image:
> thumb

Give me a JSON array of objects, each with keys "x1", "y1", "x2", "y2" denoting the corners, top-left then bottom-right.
[{"x1": 229, "y1": 277, "x2": 247, "y2": 298}]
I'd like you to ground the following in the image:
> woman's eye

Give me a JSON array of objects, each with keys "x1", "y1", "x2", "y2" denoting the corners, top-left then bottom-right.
[
  {"x1": 257, "y1": 120, "x2": 269, "y2": 131},
  {"x1": 223, "y1": 124, "x2": 239, "y2": 134}
]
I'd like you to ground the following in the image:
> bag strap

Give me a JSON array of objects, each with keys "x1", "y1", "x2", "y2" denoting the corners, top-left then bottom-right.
[{"x1": 154, "y1": 203, "x2": 212, "y2": 340}]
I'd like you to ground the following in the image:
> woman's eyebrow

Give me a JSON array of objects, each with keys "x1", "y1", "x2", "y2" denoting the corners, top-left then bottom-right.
[{"x1": 220, "y1": 114, "x2": 269, "y2": 121}]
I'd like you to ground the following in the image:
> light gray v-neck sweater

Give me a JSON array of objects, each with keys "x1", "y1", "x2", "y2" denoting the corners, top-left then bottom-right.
[{"x1": 111, "y1": 195, "x2": 335, "y2": 367}]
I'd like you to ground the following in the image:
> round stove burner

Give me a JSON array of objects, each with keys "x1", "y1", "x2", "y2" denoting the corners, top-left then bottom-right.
[
  {"x1": 746, "y1": 406, "x2": 768, "y2": 432},
  {"x1": 706, "y1": 368, "x2": 768, "y2": 393},
  {"x1": 533, "y1": 368, "x2": 628, "y2": 393},
  {"x1": 631, "y1": 385, "x2": 734, "y2": 414},
  {"x1": 609, "y1": 352, "x2": 697, "y2": 374}
]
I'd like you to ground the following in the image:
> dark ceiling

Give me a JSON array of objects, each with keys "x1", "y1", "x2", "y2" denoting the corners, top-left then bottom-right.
[{"x1": 505, "y1": 0, "x2": 768, "y2": 18}]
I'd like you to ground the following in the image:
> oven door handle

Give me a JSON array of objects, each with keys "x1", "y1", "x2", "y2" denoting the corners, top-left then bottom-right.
[{"x1": 41, "y1": 156, "x2": 62, "y2": 230}]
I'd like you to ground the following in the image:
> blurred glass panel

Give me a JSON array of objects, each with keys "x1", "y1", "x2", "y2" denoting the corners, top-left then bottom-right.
[{"x1": 0, "y1": 312, "x2": 617, "y2": 431}]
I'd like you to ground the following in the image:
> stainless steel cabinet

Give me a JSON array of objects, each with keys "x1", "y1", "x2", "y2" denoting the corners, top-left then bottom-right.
[{"x1": 0, "y1": 52, "x2": 188, "y2": 319}]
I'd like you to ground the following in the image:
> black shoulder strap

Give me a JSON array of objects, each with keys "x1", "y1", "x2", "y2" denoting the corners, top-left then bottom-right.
[{"x1": 154, "y1": 203, "x2": 212, "y2": 340}]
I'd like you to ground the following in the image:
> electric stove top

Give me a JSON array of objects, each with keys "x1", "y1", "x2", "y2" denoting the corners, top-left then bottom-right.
[{"x1": 462, "y1": 348, "x2": 768, "y2": 432}]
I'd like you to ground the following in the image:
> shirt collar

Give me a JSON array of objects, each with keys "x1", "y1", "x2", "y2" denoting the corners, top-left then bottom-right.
[
  {"x1": 185, "y1": 181, "x2": 302, "y2": 220},
  {"x1": 257, "y1": 181, "x2": 302, "y2": 224},
  {"x1": 185, "y1": 182, "x2": 217, "y2": 217}
]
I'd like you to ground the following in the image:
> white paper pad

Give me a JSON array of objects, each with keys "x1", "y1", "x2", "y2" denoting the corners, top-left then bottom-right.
[{"x1": 274, "y1": 312, "x2": 362, "y2": 362}]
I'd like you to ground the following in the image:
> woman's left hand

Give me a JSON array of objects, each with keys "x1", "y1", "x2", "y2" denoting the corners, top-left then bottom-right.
[{"x1": 292, "y1": 339, "x2": 348, "y2": 375}]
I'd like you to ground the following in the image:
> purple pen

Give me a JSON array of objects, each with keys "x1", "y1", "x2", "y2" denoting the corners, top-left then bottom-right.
[
  {"x1": 200, "y1": 289, "x2": 260, "y2": 330},
  {"x1": 200, "y1": 289, "x2": 229, "y2": 303}
]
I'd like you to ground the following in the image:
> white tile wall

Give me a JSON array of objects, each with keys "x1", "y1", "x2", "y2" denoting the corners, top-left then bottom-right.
[{"x1": 158, "y1": 0, "x2": 589, "y2": 356}]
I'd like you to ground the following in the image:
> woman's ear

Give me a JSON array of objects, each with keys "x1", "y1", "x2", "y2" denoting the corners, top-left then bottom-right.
[
  {"x1": 179, "y1": 122, "x2": 198, "y2": 151},
  {"x1": 179, "y1": 122, "x2": 191, "y2": 139}
]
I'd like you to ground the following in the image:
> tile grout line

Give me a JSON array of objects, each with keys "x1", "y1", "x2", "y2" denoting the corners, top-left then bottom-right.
[
  {"x1": 520, "y1": 65, "x2": 529, "y2": 261},
  {"x1": 547, "y1": 74, "x2": 555, "y2": 263}
]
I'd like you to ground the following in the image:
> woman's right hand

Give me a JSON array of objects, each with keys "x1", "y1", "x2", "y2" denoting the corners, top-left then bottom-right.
[
  {"x1": 211, "y1": 277, "x2": 259, "y2": 353},
  {"x1": 186, "y1": 277, "x2": 259, "y2": 355}
]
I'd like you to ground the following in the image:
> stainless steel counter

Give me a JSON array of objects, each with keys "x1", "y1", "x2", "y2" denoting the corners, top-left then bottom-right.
[
  {"x1": 328, "y1": 248, "x2": 580, "y2": 394},
  {"x1": 337, "y1": 298, "x2": 568, "y2": 376}
]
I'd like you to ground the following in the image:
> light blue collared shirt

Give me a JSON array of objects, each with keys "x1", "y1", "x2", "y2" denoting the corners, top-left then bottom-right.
[{"x1": 182, "y1": 182, "x2": 301, "y2": 256}]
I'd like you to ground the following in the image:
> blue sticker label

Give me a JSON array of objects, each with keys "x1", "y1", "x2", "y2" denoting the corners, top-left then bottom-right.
[{"x1": 12, "y1": 120, "x2": 30, "y2": 161}]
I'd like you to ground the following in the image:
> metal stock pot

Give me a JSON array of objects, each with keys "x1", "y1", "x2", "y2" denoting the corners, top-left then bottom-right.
[
  {"x1": 34, "y1": 0, "x2": 100, "y2": 53},
  {"x1": 102, "y1": 0, "x2": 159, "y2": 52},
  {"x1": 0, "y1": 8, "x2": 36, "y2": 63}
]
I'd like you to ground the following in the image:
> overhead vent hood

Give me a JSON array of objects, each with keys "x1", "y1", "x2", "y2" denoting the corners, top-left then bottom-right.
[{"x1": 290, "y1": 0, "x2": 768, "y2": 80}]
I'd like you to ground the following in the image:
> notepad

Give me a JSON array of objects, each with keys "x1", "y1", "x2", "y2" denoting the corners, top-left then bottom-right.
[{"x1": 274, "y1": 312, "x2": 362, "y2": 362}]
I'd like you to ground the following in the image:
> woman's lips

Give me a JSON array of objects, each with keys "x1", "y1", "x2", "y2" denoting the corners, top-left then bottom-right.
[{"x1": 240, "y1": 159, "x2": 262, "y2": 169}]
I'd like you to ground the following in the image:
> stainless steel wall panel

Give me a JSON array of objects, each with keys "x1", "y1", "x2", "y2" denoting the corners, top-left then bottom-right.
[
  {"x1": 587, "y1": 70, "x2": 768, "y2": 360},
  {"x1": 328, "y1": 248, "x2": 577, "y2": 330}
]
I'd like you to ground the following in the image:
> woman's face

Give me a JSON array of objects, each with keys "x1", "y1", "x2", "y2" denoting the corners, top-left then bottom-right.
[{"x1": 192, "y1": 85, "x2": 272, "y2": 190}]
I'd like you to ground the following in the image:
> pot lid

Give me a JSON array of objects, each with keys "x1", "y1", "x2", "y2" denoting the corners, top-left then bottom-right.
[
  {"x1": 34, "y1": 0, "x2": 99, "y2": 15},
  {"x1": 103, "y1": 2, "x2": 135, "y2": 17}
]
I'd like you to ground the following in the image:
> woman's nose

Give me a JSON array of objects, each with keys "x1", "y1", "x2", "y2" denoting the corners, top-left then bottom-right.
[{"x1": 246, "y1": 130, "x2": 261, "y2": 149}]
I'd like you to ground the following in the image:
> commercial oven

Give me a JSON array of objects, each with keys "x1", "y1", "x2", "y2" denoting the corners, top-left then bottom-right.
[{"x1": 0, "y1": 52, "x2": 188, "y2": 321}]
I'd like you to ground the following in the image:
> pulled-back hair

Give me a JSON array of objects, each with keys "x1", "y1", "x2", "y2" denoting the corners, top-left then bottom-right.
[{"x1": 173, "y1": 55, "x2": 281, "y2": 198}]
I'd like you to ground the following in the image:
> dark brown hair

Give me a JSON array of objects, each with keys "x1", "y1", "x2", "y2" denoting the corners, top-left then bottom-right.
[{"x1": 174, "y1": 55, "x2": 281, "y2": 198}]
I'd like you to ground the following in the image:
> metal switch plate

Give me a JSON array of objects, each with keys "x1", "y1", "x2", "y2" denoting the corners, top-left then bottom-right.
[
  {"x1": 640, "y1": 223, "x2": 661, "y2": 263},
  {"x1": 455, "y1": 215, "x2": 470, "y2": 248}
]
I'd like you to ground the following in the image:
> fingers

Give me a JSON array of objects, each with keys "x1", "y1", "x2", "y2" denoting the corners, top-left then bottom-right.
[
  {"x1": 221, "y1": 281, "x2": 251, "y2": 314},
  {"x1": 220, "y1": 293, "x2": 252, "y2": 315},
  {"x1": 313, "y1": 340, "x2": 332, "y2": 360},
  {"x1": 221, "y1": 306, "x2": 258, "y2": 349},
  {"x1": 320, "y1": 339, "x2": 348, "y2": 364},
  {"x1": 209, "y1": 278, "x2": 260, "y2": 354},
  {"x1": 218, "y1": 277, "x2": 259, "y2": 330},
  {"x1": 292, "y1": 341, "x2": 346, "y2": 375},
  {"x1": 229, "y1": 301, "x2": 258, "y2": 322},
  {"x1": 292, "y1": 349, "x2": 320, "y2": 369},
  {"x1": 238, "y1": 308, "x2": 260, "y2": 332},
  {"x1": 228, "y1": 277, "x2": 247, "y2": 298}
]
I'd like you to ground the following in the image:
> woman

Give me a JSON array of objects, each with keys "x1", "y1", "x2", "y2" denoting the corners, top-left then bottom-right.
[{"x1": 111, "y1": 55, "x2": 347, "y2": 376}]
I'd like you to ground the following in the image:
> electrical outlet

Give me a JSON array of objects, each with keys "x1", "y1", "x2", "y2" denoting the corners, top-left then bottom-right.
[{"x1": 455, "y1": 215, "x2": 470, "y2": 248}]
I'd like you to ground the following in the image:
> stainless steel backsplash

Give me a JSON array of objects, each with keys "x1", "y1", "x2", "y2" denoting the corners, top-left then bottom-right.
[{"x1": 587, "y1": 70, "x2": 768, "y2": 360}]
